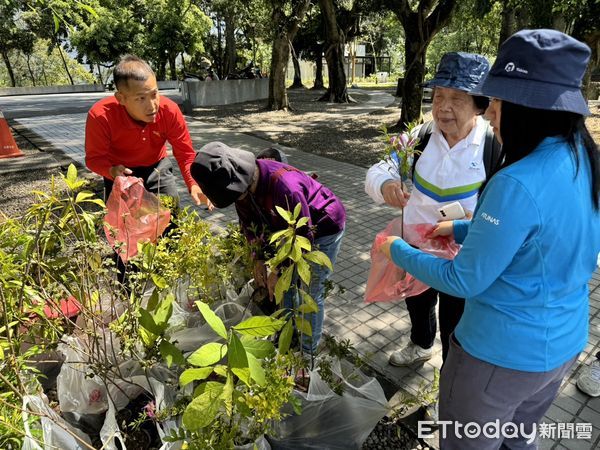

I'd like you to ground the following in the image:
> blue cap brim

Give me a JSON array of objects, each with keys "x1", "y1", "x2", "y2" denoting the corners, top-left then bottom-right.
[{"x1": 472, "y1": 74, "x2": 590, "y2": 116}]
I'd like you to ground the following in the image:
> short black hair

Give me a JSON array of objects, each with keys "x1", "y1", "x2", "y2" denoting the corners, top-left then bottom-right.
[
  {"x1": 113, "y1": 55, "x2": 155, "y2": 91},
  {"x1": 472, "y1": 95, "x2": 489, "y2": 114},
  {"x1": 499, "y1": 101, "x2": 599, "y2": 210},
  {"x1": 256, "y1": 147, "x2": 288, "y2": 163}
]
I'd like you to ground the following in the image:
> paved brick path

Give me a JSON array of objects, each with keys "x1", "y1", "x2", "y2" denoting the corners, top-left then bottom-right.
[{"x1": 5, "y1": 92, "x2": 600, "y2": 449}]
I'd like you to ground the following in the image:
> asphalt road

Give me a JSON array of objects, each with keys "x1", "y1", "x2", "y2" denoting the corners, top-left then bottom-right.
[{"x1": 0, "y1": 89, "x2": 183, "y2": 119}]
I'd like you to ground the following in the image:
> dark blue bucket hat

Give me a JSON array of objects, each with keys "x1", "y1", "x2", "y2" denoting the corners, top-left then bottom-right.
[
  {"x1": 190, "y1": 142, "x2": 256, "y2": 208},
  {"x1": 472, "y1": 29, "x2": 591, "y2": 116},
  {"x1": 424, "y1": 52, "x2": 490, "y2": 92}
]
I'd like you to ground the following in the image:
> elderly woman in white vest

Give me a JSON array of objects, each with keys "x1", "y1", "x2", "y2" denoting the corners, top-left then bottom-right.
[{"x1": 365, "y1": 52, "x2": 499, "y2": 368}]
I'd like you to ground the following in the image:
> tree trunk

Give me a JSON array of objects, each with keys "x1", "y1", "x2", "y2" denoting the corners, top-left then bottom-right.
[
  {"x1": 26, "y1": 54, "x2": 36, "y2": 86},
  {"x1": 58, "y1": 46, "x2": 74, "y2": 85},
  {"x1": 267, "y1": 0, "x2": 311, "y2": 110},
  {"x1": 224, "y1": 12, "x2": 236, "y2": 76},
  {"x1": 216, "y1": 14, "x2": 224, "y2": 79},
  {"x1": 156, "y1": 61, "x2": 166, "y2": 81},
  {"x1": 1, "y1": 51, "x2": 16, "y2": 87},
  {"x1": 169, "y1": 55, "x2": 177, "y2": 80},
  {"x1": 399, "y1": 32, "x2": 426, "y2": 126},
  {"x1": 498, "y1": 0, "x2": 515, "y2": 49},
  {"x1": 390, "y1": 0, "x2": 456, "y2": 127},
  {"x1": 289, "y1": 45, "x2": 305, "y2": 89},
  {"x1": 41, "y1": 64, "x2": 48, "y2": 85},
  {"x1": 318, "y1": 0, "x2": 350, "y2": 103},
  {"x1": 268, "y1": 34, "x2": 291, "y2": 110},
  {"x1": 96, "y1": 63, "x2": 104, "y2": 85},
  {"x1": 312, "y1": 46, "x2": 324, "y2": 89}
]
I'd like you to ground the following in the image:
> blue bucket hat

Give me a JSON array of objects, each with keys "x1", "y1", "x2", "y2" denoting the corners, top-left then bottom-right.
[
  {"x1": 424, "y1": 52, "x2": 490, "y2": 92},
  {"x1": 472, "y1": 29, "x2": 591, "y2": 116}
]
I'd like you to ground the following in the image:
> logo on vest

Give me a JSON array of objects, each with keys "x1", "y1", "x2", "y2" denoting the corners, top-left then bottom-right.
[{"x1": 481, "y1": 212, "x2": 500, "y2": 226}]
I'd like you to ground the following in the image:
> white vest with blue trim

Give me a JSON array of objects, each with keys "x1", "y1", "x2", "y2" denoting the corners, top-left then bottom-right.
[{"x1": 404, "y1": 116, "x2": 488, "y2": 225}]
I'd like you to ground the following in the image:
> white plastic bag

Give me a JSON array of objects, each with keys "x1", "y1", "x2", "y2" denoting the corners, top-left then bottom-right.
[
  {"x1": 56, "y1": 336, "x2": 110, "y2": 414},
  {"x1": 235, "y1": 435, "x2": 272, "y2": 449},
  {"x1": 268, "y1": 358, "x2": 389, "y2": 449},
  {"x1": 99, "y1": 398, "x2": 127, "y2": 450},
  {"x1": 22, "y1": 395, "x2": 92, "y2": 450}
]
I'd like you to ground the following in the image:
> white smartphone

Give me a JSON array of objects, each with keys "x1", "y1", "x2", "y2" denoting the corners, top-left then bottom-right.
[{"x1": 438, "y1": 201, "x2": 466, "y2": 221}]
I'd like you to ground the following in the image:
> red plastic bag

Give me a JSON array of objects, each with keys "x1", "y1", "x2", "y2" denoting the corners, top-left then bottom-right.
[
  {"x1": 103, "y1": 176, "x2": 171, "y2": 263},
  {"x1": 364, "y1": 219, "x2": 460, "y2": 303}
]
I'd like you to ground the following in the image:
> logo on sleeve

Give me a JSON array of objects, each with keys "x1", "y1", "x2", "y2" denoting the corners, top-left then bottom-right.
[{"x1": 481, "y1": 212, "x2": 500, "y2": 225}]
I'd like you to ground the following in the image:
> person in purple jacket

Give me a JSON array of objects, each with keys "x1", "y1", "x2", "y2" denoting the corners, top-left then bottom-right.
[{"x1": 190, "y1": 142, "x2": 346, "y2": 353}]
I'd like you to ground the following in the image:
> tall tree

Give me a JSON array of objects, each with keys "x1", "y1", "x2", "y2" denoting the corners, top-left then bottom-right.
[
  {"x1": 385, "y1": 0, "x2": 456, "y2": 126},
  {"x1": 22, "y1": 0, "x2": 98, "y2": 85},
  {"x1": 0, "y1": 1, "x2": 31, "y2": 87},
  {"x1": 318, "y1": 0, "x2": 350, "y2": 102},
  {"x1": 266, "y1": 0, "x2": 312, "y2": 110},
  {"x1": 289, "y1": 41, "x2": 305, "y2": 89},
  {"x1": 143, "y1": 0, "x2": 212, "y2": 80},
  {"x1": 70, "y1": 1, "x2": 146, "y2": 83}
]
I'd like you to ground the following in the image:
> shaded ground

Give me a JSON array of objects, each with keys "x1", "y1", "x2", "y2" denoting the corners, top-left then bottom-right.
[
  {"x1": 191, "y1": 88, "x2": 403, "y2": 168},
  {"x1": 191, "y1": 89, "x2": 600, "y2": 168}
]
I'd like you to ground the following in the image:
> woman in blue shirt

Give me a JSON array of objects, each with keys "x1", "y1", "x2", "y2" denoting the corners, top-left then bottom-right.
[{"x1": 382, "y1": 29, "x2": 600, "y2": 449}]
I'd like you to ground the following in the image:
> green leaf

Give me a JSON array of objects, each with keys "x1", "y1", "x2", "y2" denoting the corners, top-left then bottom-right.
[
  {"x1": 213, "y1": 365, "x2": 228, "y2": 377},
  {"x1": 278, "y1": 319, "x2": 294, "y2": 354},
  {"x1": 75, "y1": 191, "x2": 94, "y2": 203},
  {"x1": 296, "y1": 317, "x2": 312, "y2": 338},
  {"x1": 146, "y1": 289, "x2": 160, "y2": 311},
  {"x1": 298, "y1": 290, "x2": 319, "y2": 313},
  {"x1": 53, "y1": 13, "x2": 60, "y2": 34},
  {"x1": 188, "y1": 343, "x2": 228, "y2": 367},
  {"x1": 179, "y1": 367, "x2": 213, "y2": 387},
  {"x1": 160, "y1": 340, "x2": 185, "y2": 368},
  {"x1": 292, "y1": 203, "x2": 302, "y2": 220},
  {"x1": 270, "y1": 239, "x2": 292, "y2": 267},
  {"x1": 152, "y1": 274, "x2": 167, "y2": 290},
  {"x1": 297, "y1": 258, "x2": 311, "y2": 286},
  {"x1": 274, "y1": 265, "x2": 294, "y2": 304},
  {"x1": 228, "y1": 332, "x2": 249, "y2": 369},
  {"x1": 269, "y1": 229, "x2": 290, "y2": 244},
  {"x1": 304, "y1": 250, "x2": 333, "y2": 271},
  {"x1": 247, "y1": 353, "x2": 266, "y2": 386},
  {"x1": 233, "y1": 316, "x2": 285, "y2": 337},
  {"x1": 221, "y1": 373, "x2": 234, "y2": 415},
  {"x1": 275, "y1": 206, "x2": 292, "y2": 223},
  {"x1": 240, "y1": 336, "x2": 275, "y2": 359},
  {"x1": 85, "y1": 198, "x2": 106, "y2": 208},
  {"x1": 153, "y1": 293, "x2": 174, "y2": 328},
  {"x1": 139, "y1": 308, "x2": 163, "y2": 336},
  {"x1": 195, "y1": 301, "x2": 227, "y2": 340},
  {"x1": 289, "y1": 243, "x2": 302, "y2": 262},
  {"x1": 232, "y1": 367, "x2": 251, "y2": 386},
  {"x1": 139, "y1": 327, "x2": 157, "y2": 347},
  {"x1": 182, "y1": 382, "x2": 224, "y2": 430},
  {"x1": 78, "y1": 2, "x2": 99, "y2": 17},
  {"x1": 296, "y1": 235, "x2": 311, "y2": 251},
  {"x1": 296, "y1": 217, "x2": 309, "y2": 229},
  {"x1": 67, "y1": 164, "x2": 77, "y2": 183}
]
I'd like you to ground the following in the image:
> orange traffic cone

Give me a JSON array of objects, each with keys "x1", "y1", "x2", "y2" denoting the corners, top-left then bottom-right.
[{"x1": 0, "y1": 111, "x2": 24, "y2": 159}]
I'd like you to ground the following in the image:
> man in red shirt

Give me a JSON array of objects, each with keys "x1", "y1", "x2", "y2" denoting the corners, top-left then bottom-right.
[{"x1": 85, "y1": 55, "x2": 211, "y2": 208}]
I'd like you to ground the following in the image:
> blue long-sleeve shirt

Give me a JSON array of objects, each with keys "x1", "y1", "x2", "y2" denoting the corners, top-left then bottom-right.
[{"x1": 390, "y1": 136, "x2": 600, "y2": 372}]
